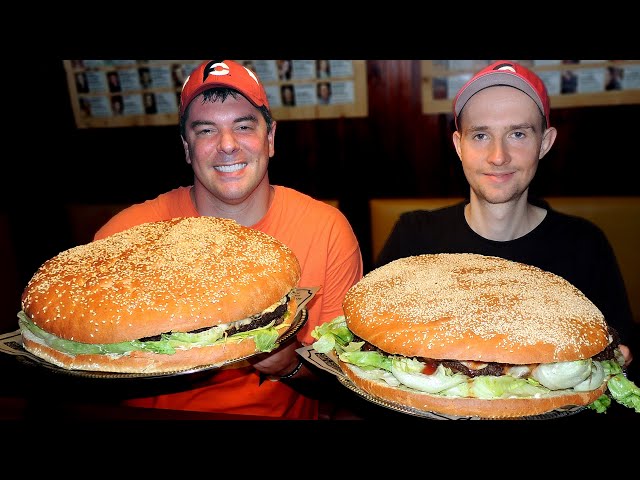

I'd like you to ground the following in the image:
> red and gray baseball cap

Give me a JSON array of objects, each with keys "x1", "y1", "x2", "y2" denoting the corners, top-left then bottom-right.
[
  {"x1": 453, "y1": 60, "x2": 550, "y2": 129},
  {"x1": 179, "y1": 59, "x2": 270, "y2": 116}
]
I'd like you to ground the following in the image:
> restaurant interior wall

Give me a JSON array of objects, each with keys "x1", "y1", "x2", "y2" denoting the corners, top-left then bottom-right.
[{"x1": 3, "y1": 59, "x2": 639, "y2": 333}]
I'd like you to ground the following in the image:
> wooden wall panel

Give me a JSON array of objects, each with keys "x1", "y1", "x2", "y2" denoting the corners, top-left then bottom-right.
[{"x1": 6, "y1": 59, "x2": 640, "y2": 290}]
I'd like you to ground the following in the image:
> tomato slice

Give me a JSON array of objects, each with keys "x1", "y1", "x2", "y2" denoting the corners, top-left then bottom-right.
[{"x1": 421, "y1": 360, "x2": 438, "y2": 375}]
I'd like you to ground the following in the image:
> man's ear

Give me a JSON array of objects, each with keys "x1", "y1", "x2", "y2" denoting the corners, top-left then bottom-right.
[
  {"x1": 268, "y1": 121, "x2": 277, "y2": 159},
  {"x1": 452, "y1": 130, "x2": 463, "y2": 162},
  {"x1": 539, "y1": 126, "x2": 557, "y2": 159},
  {"x1": 182, "y1": 137, "x2": 192, "y2": 165}
]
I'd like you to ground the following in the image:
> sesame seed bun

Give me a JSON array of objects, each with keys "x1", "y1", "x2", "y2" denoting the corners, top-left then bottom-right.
[
  {"x1": 337, "y1": 253, "x2": 613, "y2": 418},
  {"x1": 19, "y1": 216, "x2": 301, "y2": 373},
  {"x1": 20, "y1": 297, "x2": 298, "y2": 374},
  {"x1": 344, "y1": 254, "x2": 609, "y2": 364}
]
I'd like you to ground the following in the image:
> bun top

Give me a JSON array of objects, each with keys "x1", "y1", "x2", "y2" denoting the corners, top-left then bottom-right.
[
  {"x1": 343, "y1": 253, "x2": 609, "y2": 364},
  {"x1": 22, "y1": 217, "x2": 301, "y2": 344}
]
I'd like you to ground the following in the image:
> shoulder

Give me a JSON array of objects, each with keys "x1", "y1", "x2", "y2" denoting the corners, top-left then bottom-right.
[
  {"x1": 275, "y1": 186, "x2": 347, "y2": 219},
  {"x1": 397, "y1": 202, "x2": 465, "y2": 225},
  {"x1": 275, "y1": 186, "x2": 330, "y2": 205},
  {"x1": 544, "y1": 208, "x2": 608, "y2": 238},
  {"x1": 540, "y1": 209, "x2": 614, "y2": 257},
  {"x1": 94, "y1": 187, "x2": 190, "y2": 240},
  {"x1": 270, "y1": 187, "x2": 360, "y2": 256}
]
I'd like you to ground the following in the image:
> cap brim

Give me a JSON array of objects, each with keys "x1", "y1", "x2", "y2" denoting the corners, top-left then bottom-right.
[{"x1": 455, "y1": 72, "x2": 545, "y2": 119}]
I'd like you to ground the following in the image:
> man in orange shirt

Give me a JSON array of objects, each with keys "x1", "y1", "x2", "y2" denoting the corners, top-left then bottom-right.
[{"x1": 94, "y1": 59, "x2": 363, "y2": 419}]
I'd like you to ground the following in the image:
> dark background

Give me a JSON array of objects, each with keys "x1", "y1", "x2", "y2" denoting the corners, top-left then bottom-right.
[{"x1": 3, "y1": 59, "x2": 639, "y2": 334}]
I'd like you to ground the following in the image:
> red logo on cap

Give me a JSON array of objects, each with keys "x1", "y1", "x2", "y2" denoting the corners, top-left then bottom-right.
[
  {"x1": 180, "y1": 59, "x2": 269, "y2": 116},
  {"x1": 494, "y1": 64, "x2": 517, "y2": 73},
  {"x1": 202, "y1": 61, "x2": 260, "y2": 86}
]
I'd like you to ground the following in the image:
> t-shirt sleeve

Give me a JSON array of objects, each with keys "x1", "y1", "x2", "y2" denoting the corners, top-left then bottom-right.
[{"x1": 297, "y1": 211, "x2": 363, "y2": 345}]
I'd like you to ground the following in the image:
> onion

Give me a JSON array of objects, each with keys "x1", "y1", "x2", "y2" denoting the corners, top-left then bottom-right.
[{"x1": 532, "y1": 360, "x2": 592, "y2": 390}]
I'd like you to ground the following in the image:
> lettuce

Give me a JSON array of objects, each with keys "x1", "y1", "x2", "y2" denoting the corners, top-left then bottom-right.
[
  {"x1": 339, "y1": 350, "x2": 392, "y2": 371},
  {"x1": 469, "y1": 375, "x2": 549, "y2": 398},
  {"x1": 18, "y1": 310, "x2": 286, "y2": 357},
  {"x1": 311, "y1": 316, "x2": 640, "y2": 414},
  {"x1": 606, "y1": 374, "x2": 640, "y2": 413},
  {"x1": 312, "y1": 315, "x2": 363, "y2": 354},
  {"x1": 390, "y1": 361, "x2": 467, "y2": 394}
]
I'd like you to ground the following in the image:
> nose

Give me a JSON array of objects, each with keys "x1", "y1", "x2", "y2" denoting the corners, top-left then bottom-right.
[
  {"x1": 217, "y1": 129, "x2": 239, "y2": 154},
  {"x1": 488, "y1": 139, "x2": 509, "y2": 166}
]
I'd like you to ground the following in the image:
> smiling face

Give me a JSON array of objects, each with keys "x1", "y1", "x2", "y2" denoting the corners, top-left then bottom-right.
[
  {"x1": 182, "y1": 93, "x2": 276, "y2": 212},
  {"x1": 318, "y1": 83, "x2": 330, "y2": 100},
  {"x1": 452, "y1": 86, "x2": 556, "y2": 206}
]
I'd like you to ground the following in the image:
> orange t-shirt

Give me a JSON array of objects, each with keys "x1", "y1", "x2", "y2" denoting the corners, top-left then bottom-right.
[{"x1": 94, "y1": 185, "x2": 363, "y2": 419}]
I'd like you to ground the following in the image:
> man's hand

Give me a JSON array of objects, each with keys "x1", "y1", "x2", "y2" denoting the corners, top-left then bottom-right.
[
  {"x1": 250, "y1": 338, "x2": 302, "y2": 377},
  {"x1": 619, "y1": 344, "x2": 633, "y2": 368}
]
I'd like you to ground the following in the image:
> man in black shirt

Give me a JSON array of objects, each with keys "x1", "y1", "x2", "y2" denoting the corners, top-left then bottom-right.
[{"x1": 377, "y1": 61, "x2": 633, "y2": 367}]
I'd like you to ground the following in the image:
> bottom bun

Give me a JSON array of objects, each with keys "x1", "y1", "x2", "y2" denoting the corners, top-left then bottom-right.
[
  {"x1": 22, "y1": 333, "x2": 262, "y2": 374},
  {"x1": 338, "y1": 359, "x2": 607, "y2": 419},
  {"x1": 22, "y1": 300, "x2": 299, "y2": 374}
]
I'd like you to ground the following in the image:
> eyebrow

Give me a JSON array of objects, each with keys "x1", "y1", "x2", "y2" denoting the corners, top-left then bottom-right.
[
  {"x1": 189, "y1": 114, "x2": 259, "y2": 129},
  {"x1": 234, "y1": 114, "x2": 259, "y2": 124},
  {"x1": 467, "y1": 122, "x2": 536, "y2": 133},
  {"x1": 509, "y1": 122, "x2": 536, "y2": 131}
]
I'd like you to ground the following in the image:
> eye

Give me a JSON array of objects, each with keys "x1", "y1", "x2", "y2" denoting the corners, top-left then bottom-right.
[
  {"x1": 236, "y1": 122, "x2": 255, "y2": 132},
  {"x1": 196, "y1": 127, "x2": 215, "y2": 136},
  {"x1": 473, "y1": 132, "x2": 488, "y2": 141}
]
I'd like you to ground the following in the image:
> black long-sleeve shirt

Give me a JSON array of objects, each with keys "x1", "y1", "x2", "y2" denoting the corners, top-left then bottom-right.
[{"x1": 376, "y1": 201, "x2": 633, "y2": 345}]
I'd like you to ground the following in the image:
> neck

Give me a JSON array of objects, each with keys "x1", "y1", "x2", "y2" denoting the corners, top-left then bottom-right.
[
  {"x1": 465, "y1": 193, "x2": 546, "y2": 241},
  {"x1": 191, "y1": 181, "x2": 275, "y2": 227}
]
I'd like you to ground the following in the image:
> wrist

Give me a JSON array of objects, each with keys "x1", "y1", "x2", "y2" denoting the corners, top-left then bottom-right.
[{"x1": 277, "y1": 360, "x2": 304, "y2": 381}]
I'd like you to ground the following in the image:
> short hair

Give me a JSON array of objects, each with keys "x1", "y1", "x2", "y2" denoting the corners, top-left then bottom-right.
[{"x1": 179, "y1": 87, "x2": 274, "y2": 138}]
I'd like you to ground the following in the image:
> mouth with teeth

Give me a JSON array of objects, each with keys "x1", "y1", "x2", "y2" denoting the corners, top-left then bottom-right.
[{"x1": 215, "y1": 163, "x2": 247, "y2": 173}]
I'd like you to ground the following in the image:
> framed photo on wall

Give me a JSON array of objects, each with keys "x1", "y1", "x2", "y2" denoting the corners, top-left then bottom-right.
[
  {"x1": 64, "y1": 60, "x2": 369, "y2": 128},
  {"x1": 421, "y1": 60, "x2": 640, "y2": 115}
]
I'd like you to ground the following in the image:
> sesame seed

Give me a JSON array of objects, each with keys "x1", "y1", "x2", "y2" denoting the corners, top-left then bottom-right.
[
  {"x1": 343, "y1": 253, "x2": 609, "y2": 363},
  {"x1": 20, "y1": 216, "x2": 301, "y2": 345}
]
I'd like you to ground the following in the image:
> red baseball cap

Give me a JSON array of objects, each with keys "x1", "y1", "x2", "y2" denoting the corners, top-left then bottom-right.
[
  {"x1": 453, "y1": 60, "x2": 550, "y2": 130},
  {"x1": 179, "y1": 59, "x2": 270, "y2": 116}
]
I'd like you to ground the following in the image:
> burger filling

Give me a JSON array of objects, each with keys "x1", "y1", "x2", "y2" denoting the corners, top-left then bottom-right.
[
  {"x1": 312, "y1": 316, "x2": 640, "y2": 413},
  {"x1": 18, "y1": 293, "x2": 294, "y2": 357}
]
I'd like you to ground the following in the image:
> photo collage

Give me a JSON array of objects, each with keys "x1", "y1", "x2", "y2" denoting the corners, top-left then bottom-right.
[
  {"x1": 424, "y1": 60, "x2": 640, "y2": 114},
  {"x1": 65, "y1": 60, "x2": 365, "y2": 128}
]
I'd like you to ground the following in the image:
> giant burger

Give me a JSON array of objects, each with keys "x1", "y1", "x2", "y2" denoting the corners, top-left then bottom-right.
[
  {"x1": 18, "y1": 216, "x2": 301, "y2": 374},
  {"x1": 312, "y1": 253, "x2": 639, "y2": 418}
]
